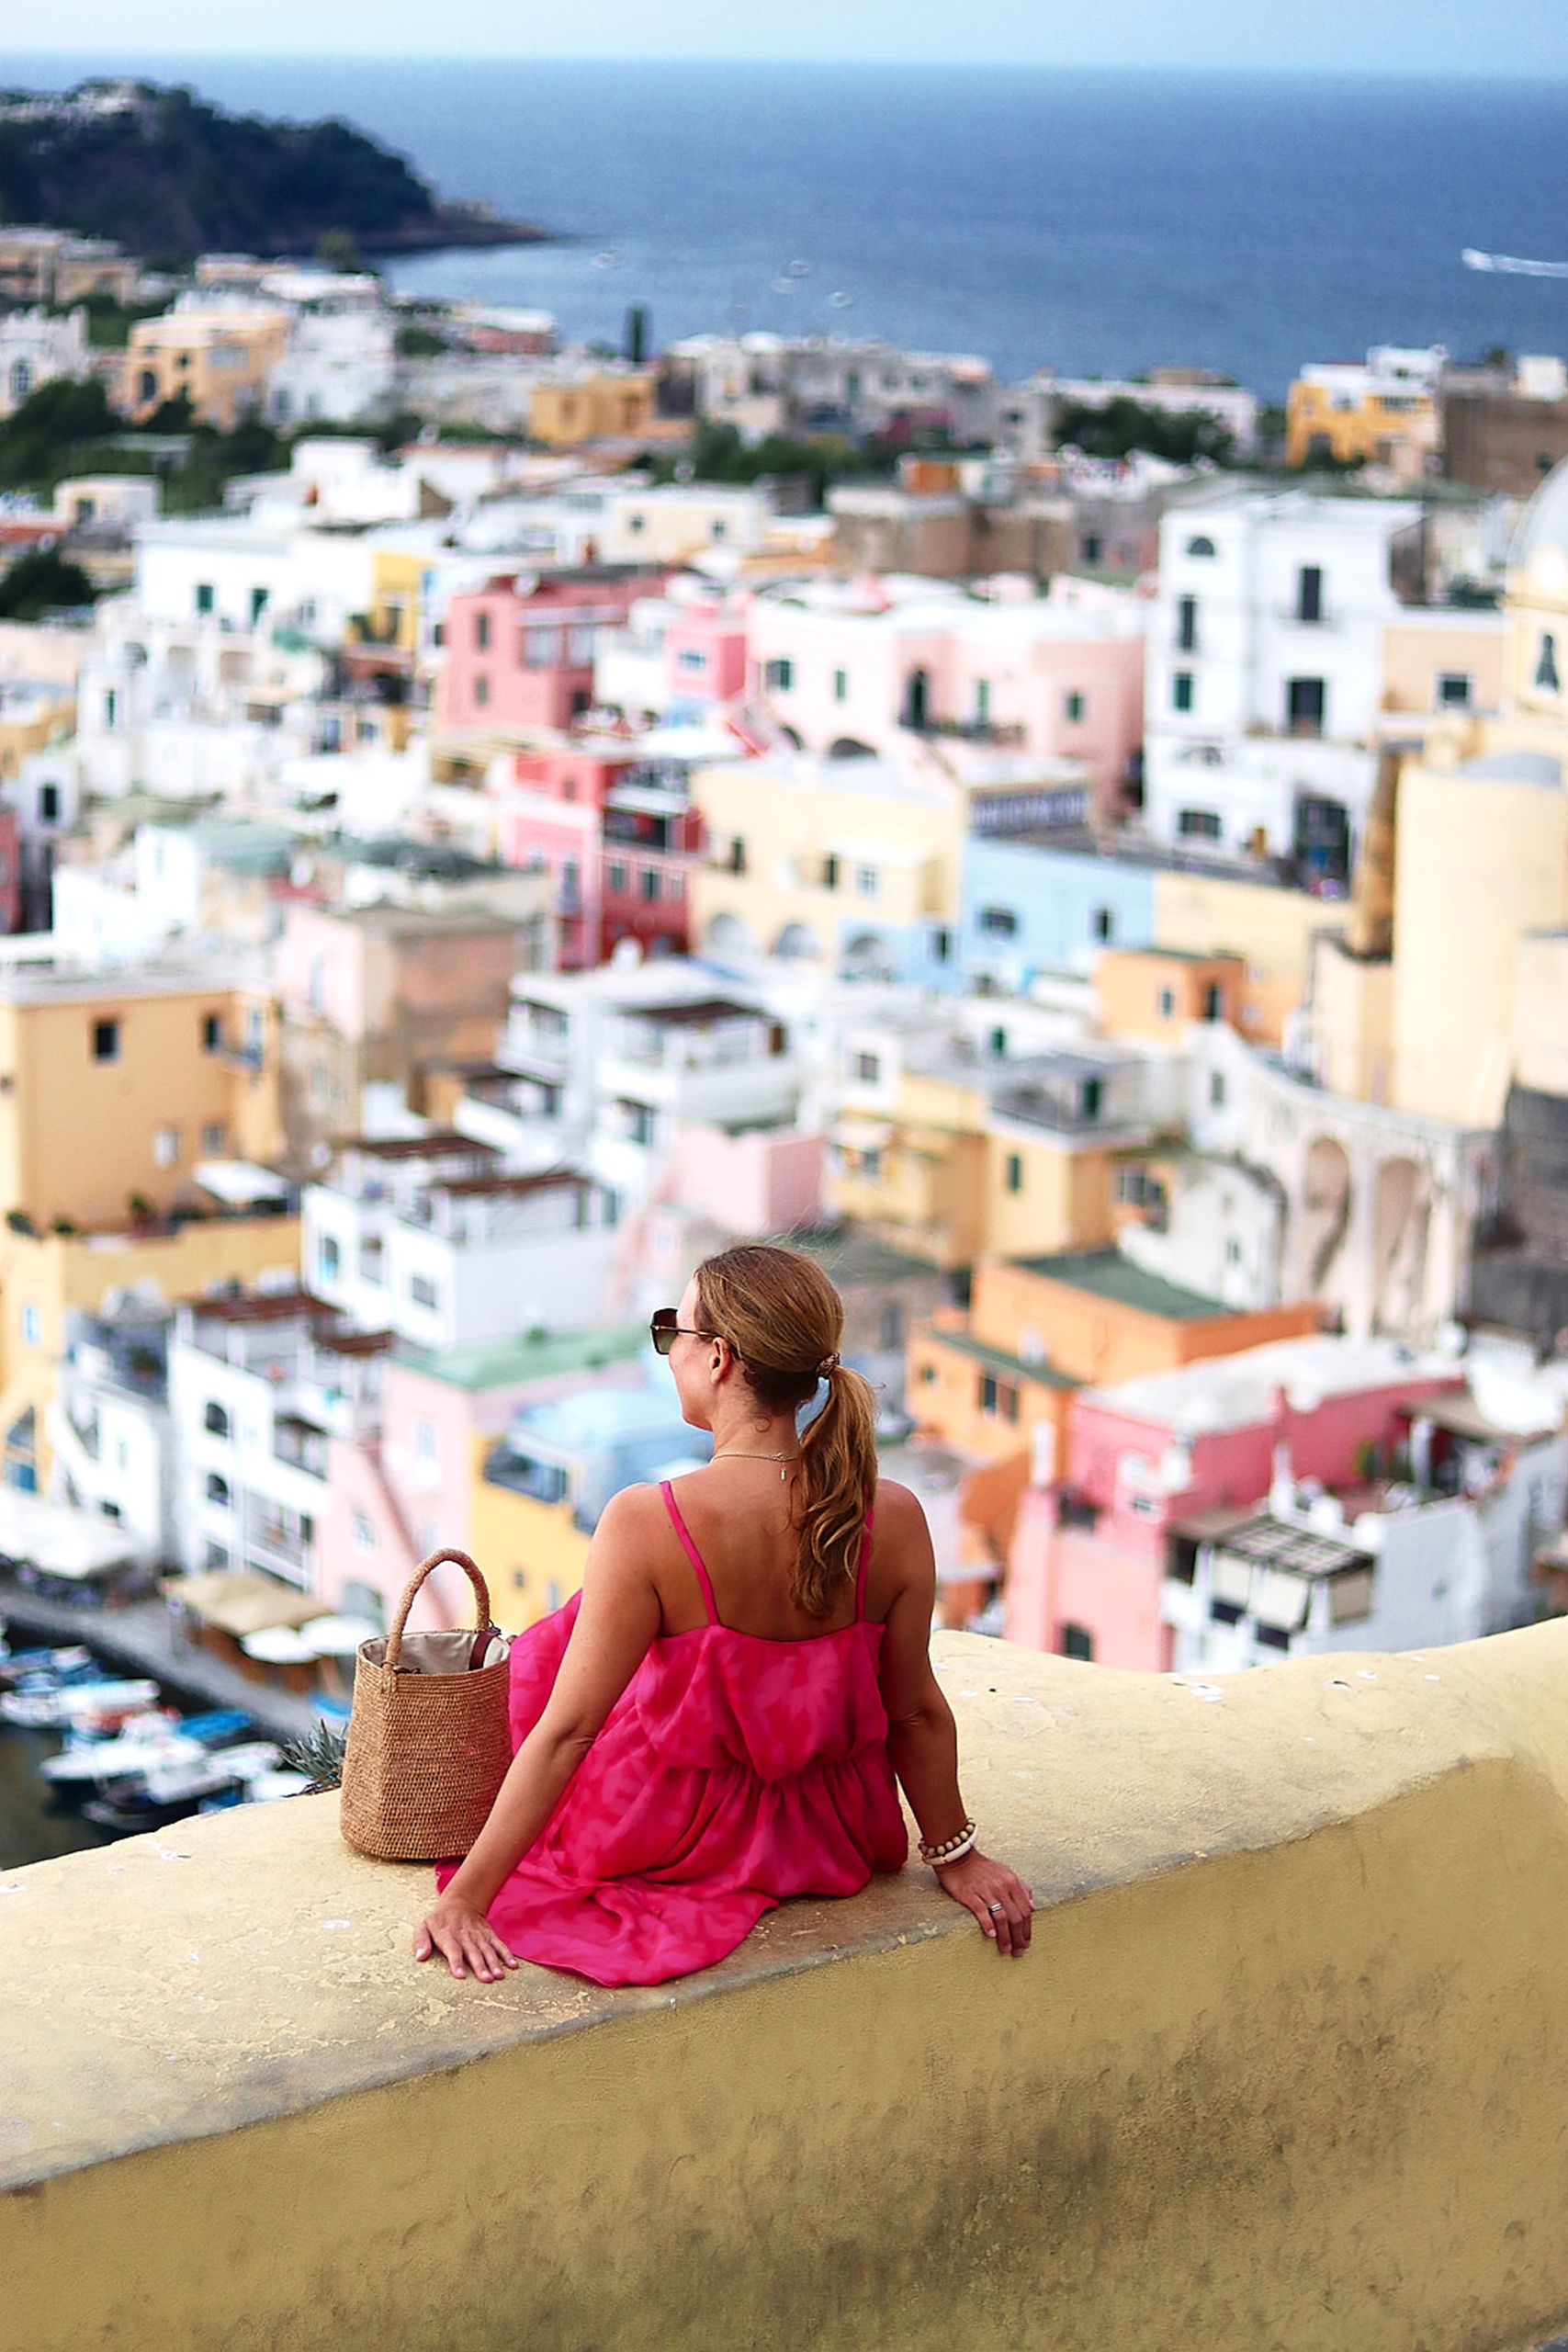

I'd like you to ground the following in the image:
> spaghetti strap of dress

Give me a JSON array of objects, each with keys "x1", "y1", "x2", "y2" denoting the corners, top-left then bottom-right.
[
  {"x1": 854, "y1": 1505, "x2": 876, "y2": 1622},
  {"x1": 660, "y1": 1478, "x2": 717, "y2": 1624}
]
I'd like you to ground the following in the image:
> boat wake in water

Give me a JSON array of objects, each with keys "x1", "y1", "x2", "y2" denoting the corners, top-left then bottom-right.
[{"x1": 1463, "y1": 247, "x2": 1568, "y2": 278}]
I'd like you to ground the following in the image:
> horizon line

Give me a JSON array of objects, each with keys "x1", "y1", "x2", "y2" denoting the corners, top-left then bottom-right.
[{"x1": 8, "y1": 51, "x2": 1568, "y2": 80}]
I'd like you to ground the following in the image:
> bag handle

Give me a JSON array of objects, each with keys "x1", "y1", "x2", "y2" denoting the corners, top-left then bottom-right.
[{"x1": 384, "y1": 1549, "x2": 497, "y2": 1673}]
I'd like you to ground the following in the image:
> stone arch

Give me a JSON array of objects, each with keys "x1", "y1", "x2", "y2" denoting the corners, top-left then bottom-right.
[
  {"x1": 773, "y1": 921, "x2": 822, "y2": 962},
  {"x1": 1301, "y1": 1136, "x2": 1352, "y2": 1295},
  {"x1": 828, "y1": 737, "x2": 878, "y2": 761},
  {"x1": 841, "y1": 931, "x2": 898, "y2": 982},
  {"x1": 1371, "y1": 1156, "x2": 1430, "y2": 1334},
  {"x1": 777, "y1": 724, "x2": 804, "y2": 751},
  {"x1": 702, "y1": 911, "x2": 759, "y2": 963}
]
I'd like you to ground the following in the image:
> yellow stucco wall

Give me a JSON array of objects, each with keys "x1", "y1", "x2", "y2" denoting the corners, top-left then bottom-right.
[
  {"x1": 1285, "y1": 379, "x2": 1437, "y2": 470},
  {"x1": 528, "y1": 372, "x2": 656, "y2": 447},
  {"x1": 1391, "y1": 748, "x2": 1568, "y2": 1124},
  {"x1": 1515, "y1": 931, "x2": 1568, "y2": 1098},
  {"x1": 0, "y1": 979, "x2": 280, "y2": 1228},
  {"x1": 1382, "y1": 614, "x2": 1507, "y2": 717},
  {"x1": 0, "y1": 691, "x2": 74, "y2": 779},
  {"x1": 692, "y1": 758, "x2": 961, "y2": 962},
  {"x1": 1310, "y1": 932, "x2": 1396, "y2": 1102},
  {"x1": 122, "y1": 311, "x2": 288, "y2": 429},
  {"x1": 467, "y1": 1431, "x2": 590, "y2": 1626},
  {"x1": 980, "y1": 1132, "x2": 1116, "y2": 1260},
  {"x1": 10, "y1": 1624, "x2": 1568, "y2": 2349},
  {"x1": 1149, "y1": 870, "x2": 1336, "y2": 1046}
]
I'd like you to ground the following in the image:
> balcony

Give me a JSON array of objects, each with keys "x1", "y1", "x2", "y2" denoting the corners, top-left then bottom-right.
[
  {"x1": 907, "y1": 716, "x2": 1028, "y2": 748},
  {"x1": 7, "y1": 1622, "x2": 1568, "y2": 2348}
]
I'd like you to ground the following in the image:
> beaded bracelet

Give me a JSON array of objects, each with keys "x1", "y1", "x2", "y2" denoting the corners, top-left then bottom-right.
[{"x1": 919, "y1": 1817, "x2": 977, "y2": 1868}]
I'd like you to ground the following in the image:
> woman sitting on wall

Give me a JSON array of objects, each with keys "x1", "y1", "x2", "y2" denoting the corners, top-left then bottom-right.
[{"x1": 414, "y1": 1241, "x2": 1033, "y2": 1986}]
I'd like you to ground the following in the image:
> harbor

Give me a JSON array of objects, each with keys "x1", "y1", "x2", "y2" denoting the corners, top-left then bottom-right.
[{"x1": 0, "y1": 1584, "x2": 336, "y2": 1870}]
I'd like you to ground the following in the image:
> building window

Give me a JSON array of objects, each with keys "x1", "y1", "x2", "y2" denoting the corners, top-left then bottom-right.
[
  {"x1": 854, "y1": 865, "x2": 878, "y2": 899},
  {"x1": 524, "y1": 627, "x2": 560, "y2": 667},
  {"x1": 728, "y1": 837, "x2": 747, "y2": 876},
  {"x1": 1157, "y1": 988, "x2": 1176, "y2": 1019},
  {"x1": 20, "y1": 1306, "x2": 39, "y2": 1348},
  {"x1": 415, "y1": 1418, "x2": 437, "y2": 1461},
  {"x1": 1006, "y1": 1152, "x2": 1024, "y2": 1194},
  {"x1": 205, "y1": 1473, "x2": 231, "y2": 1510},
  {"x1": 91, "y1": 1018, "x2": 119, "y2": 1063},
  {"x1": 194, "y1": 583, "x2": 214, "y2": 616},
  {"x1": 152, "y1": 1125, "x2": 178, "y2": 1168},
  {"x1": 931, "y1": 925, "x2": 953, "y2": 963},
  {"x1": 353, "y1": 1511, "x2": 376, "y2": 1554},
  {"x1": 880, "y1": 1303, "x2": 905, "y2": 1349},
  {"x1": 1177, "y1": 808, "x2": 1223, "y2": 841},
  {"x1": 608, "y1": 860, "x2": 628, "y2": 894},
  {"x1": 1185, "y1": 536, "x2": 1216, "y2": 559},
  {"x1": 473, "y1": 674, "x2": 490, "y2": 708},
  {"x1": 833, "y1": 668, "x2": 849, "y2": 702},
  {"x1": 1176, "y1": 596, "x2": 1198, "y2": 652},
  {"x1": 1536, "y1": 634, "x2": 1560, "y2": 693},
  {"x1": 1210, "y1": 1069, "x2": 1227, "y2": 1106},
  {"x1": 976, "y1": 679, "x2": 991, "y2": 724},
  {"x1": 822, "y1": 854, "x2": 840, "y2": 889},
  {"x1": 1172, "y1": 671, "x2": 1194, "y2": 713},
  {"x1": 1297, "y1": 566, "x2": 1324, "y2": 624},
  {"x1": 978, "y1": 905, "x2": 1019, "y2": 939},
  {"x1": 1079, "y1": 534, "x2": 1102, "y2": 564},
  {"x1": 1080, "y1": 1077, "x2": 1102, "y2": 1120},
  {"x1": 475, "y1": 611, "x2": 491, "y2": 651},
  {"x1": 409, "y1": 1272, "x2": 440, "y2": 1310},
  {"x1": 318, "y1": 1234, "x2": 342, "y2": 1283},
  {"x1": 852, "y1": 1051, "x2": 881, "y2": 1083},
  {"x1": 39, "y1": 783, "x2": 60, "y2": 822},
  {"x1": 979, "y1": 1374, "x2": 1020, "y2": 1422},
  {"x1": 560, "y1": 858, "x2": 580, "y2": 906},
  {"x1": 103, "y1": 689, "x2": 118, "y2": 730},
  {"x1": 1092, "y1": 906, "x2": 1113, "y2": 942},
  {"x1": 203, "y1": 1400, "x2": 231, "y2": 1439},
  {"x1": 1287, "y1": 677, "x2": 1326, "y2": 736},
  {"x1": 1224, "y1": 1238, "x2": 1242, "y2": 1266},
  {"x1": 1437, "y1": 672, "x2": 1472, "y2": 707},
  {"x1": 763, "y1": 657, "x2": 794, "y2": 692},
  {"x1": 1060, "y1": 1623, "x2": 1095, "y2": 1661},
  {"x1": 202, "y1": 1012, "x2": 221, "y2": 1052},
  {"x1": 1065, "y1": 691, "x2": 1086, "y2": 722},
  {"x1": 639, "y1": 866, "x2": 660, "y2": 902}
]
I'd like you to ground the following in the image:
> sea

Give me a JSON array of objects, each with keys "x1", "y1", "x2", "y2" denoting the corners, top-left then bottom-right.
[{"x1": 12, "y1": 57, "x2": 1568, "y2": 398}]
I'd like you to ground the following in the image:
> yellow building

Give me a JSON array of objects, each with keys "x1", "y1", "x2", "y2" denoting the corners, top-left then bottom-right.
[
  {"x1": 467, "y1": 1430, "x2": 591, "y2": 1630},
  {"x1": 0, "y1": 1210, "x2": 299, "y2": 1498},
  {"x1": 692, "y1": 753, "x2": 963, "y2": 973},
  {"x1": 0, "y1": 956, "x2": 281, "y2": 1230},
  {"x1": 122, "y1": 307, "x2": 288, "y2": 429},
  {"x1": 1382, "y1": 610, "x2": 1507, "y2": 725},
  {"x1": 1285, "y1": 354, "x2": 1440, "y2": 480},
  {"x1": 1147, "y1": 866, "x2": 1339, "y2": 1046},
  {"x1": 0, "y1": 683, "x2": 74, "y2": 782},
  {"x1": 528, "y1": 370, "x2": 657, "y2": 449}
]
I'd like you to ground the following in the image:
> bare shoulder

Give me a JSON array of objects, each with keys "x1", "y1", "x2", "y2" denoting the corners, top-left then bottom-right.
[
  {"x1": 584, "y1": 1483, "x2": 664, "y2": 1575},
  {"x1": 871, "y1": 1479, "x2": 932, "y2": 1538}
]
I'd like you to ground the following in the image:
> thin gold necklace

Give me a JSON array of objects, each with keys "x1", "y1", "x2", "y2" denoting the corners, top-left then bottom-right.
[{"x1": 711, "y1": 1447, "x2": 801, "y2": 1482}]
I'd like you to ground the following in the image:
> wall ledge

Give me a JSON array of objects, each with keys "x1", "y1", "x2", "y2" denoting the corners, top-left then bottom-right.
[{"x1": 8, "y1": 1623, "x2": 1568, "y2": 2352}]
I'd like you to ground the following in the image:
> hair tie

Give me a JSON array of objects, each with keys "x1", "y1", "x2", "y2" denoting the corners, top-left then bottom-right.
[{"x1": 818, "y1": 1352, "x2": 840, "y2": 1378}]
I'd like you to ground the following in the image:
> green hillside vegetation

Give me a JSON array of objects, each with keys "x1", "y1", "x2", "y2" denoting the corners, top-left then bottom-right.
[{"x1": 0, "y1": 82, "x2": 542, "y2": 259}]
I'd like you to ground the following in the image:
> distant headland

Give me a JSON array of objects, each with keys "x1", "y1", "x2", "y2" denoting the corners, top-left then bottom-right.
[{"x1": 0, "y1": 77, "x2": 551, "y2": 262}]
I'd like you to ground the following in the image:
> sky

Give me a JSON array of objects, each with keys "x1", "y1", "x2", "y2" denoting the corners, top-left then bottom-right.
[{"x1": 6, "y1": 0, "x2": 1568, "y2": 75}]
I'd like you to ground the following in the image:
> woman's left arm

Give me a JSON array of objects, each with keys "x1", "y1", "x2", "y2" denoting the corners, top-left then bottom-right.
[{"x1": 413, "y1": 1487, "x2": 662, "y2": 1978}]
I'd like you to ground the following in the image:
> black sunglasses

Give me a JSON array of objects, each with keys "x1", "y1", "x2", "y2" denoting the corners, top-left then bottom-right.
[{"x1": 649, "y1": 1308, "x2": 720, "y2": 1357}]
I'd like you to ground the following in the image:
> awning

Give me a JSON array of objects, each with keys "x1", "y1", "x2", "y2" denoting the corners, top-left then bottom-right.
[
  {"x1": 161, "y1": 1570, "x2": 327, "y2": 1638},
  {"x1": 240, "y1": 1625, "x2": 321, "y2": 1665},
  {"x1": 0, "y1": 1488, "x2": 140, "y2": 1580},
  {"x1": 835, "y1": 1114, "x2": 896, "y2": 1151},
  {"x1": 194, "y1": 1159, "x2": 292, "y2": 1207}
]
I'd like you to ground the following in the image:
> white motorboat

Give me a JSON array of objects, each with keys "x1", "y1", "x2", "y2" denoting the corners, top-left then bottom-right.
[
  {"x1": 1, "y1": 1677, "x2": 161, "y2": 1728},
  {"x1": 41, "y1": 1721, "x2": 202, "y2": 1784}
]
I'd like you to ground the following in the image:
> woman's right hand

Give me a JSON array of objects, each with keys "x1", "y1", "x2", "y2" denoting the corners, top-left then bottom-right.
[
  {"x1": 412, "y1": 1892, "x2": 519, "y2": 1982},
  {"x1": 931, "y1": 1849, "x2": 1034, "y2": 1957}
]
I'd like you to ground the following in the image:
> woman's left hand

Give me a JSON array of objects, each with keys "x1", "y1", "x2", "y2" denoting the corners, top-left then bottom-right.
[{"x1": 412, "y1": 1893, "x2": 519, "y2": 1982}]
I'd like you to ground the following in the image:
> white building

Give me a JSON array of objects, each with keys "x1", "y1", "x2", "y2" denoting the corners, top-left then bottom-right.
[
  {"x1": 0, "y1": 306, "x2": 89, "y2": 416},
  {"x1": 303, "y1": 1135, "x2": 620, "y2": 1351},
  {"x1": 457, "y1": 957, "x2": 805, "y2": 1210},
  {"x1": 168, "y1": 1286, "x2": 386, "y2": 1585},
  {"x1": 665, "y1": 333, "x2": 1000, "y2": 446},
  {"x1": 260, "y1": 272, "x2": 397, "y2": 428},
  {"x1": 1160, "y1": 1349, "x2": 1566, "y2": 1672},
  {"x1": 1141, "y1": 485, "x2": 1425, "y2": 885},
  {"x1": 48, "y1": 1297, "x2": 178, "y2": 1564}
]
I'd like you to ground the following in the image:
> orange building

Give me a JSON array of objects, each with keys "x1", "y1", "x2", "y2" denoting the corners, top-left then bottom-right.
[
  {"x1": 908, "y1": 1250, "x2": 1321, "y2": 1623},
  {"x1": 1093, "y1": 948, "x2": 1247, "y2": 1045}
]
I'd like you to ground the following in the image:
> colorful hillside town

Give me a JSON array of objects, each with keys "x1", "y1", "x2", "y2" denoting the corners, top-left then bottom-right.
[{"x1": 3, "y1": 219, "x2": 1568, "y2": 1741}]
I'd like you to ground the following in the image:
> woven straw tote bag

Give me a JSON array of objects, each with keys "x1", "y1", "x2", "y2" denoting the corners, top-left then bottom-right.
[{"x1": 340, "y1": 1549, "x2": 513, "y2": 1862}]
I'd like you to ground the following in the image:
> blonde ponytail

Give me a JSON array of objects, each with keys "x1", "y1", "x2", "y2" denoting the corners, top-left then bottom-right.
[{"x1": 694, "y1": 1244, "x2": 877, "y2": 1617}]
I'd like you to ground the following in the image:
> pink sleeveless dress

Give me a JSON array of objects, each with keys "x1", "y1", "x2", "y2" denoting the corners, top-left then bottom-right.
[{"x1": 434, "y1": 1481, "x2": 909, "y2": 1985}]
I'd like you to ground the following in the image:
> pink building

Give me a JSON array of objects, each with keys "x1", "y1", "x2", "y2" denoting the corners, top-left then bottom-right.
[
  {"x1": 499, "y1": 743, "x2": 703, "y2": 969},
  {"x1": 664, "y1": 596, "x2": 750, "y2": 708},
  {"x1": 436, "y1": 568, "x2": 664, "y2": 736},
  {"x1": 1007, "y1": 1338, "x2": 1466, "y2": 1669},
  {"x1": 746, "y1": 575, "x2": 1146, "y2": 820}
]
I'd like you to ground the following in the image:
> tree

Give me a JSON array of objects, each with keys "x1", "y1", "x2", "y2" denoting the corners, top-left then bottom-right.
[
  {"x1": 0, "y1": 548, "x2": 98, "y2": 621},
  {"x1": 1052, "y1": 396, "x2": 1235, "y2": 469}
]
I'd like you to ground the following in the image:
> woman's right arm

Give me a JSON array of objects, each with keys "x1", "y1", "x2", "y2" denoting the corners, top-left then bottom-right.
[{"x1": 874, "y1": 1484, "x2": 1033, "y2": 1958}]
